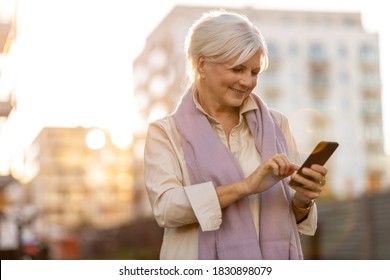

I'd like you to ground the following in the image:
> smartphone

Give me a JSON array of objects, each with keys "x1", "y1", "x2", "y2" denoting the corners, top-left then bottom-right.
[{"x1": 289, "y1": 141, "x2": 339, "y2": 186}]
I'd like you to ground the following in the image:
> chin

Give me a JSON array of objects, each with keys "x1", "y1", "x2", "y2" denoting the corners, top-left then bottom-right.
[{"x1": 229, "y1": 99, "x2": 245, "y2": 108}]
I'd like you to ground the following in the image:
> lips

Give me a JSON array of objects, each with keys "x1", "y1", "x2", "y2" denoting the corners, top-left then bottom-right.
[{"x1": 229, "y1": 87, "x2": 246, "y2": 96}]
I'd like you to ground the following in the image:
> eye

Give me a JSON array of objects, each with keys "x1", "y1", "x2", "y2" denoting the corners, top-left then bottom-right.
[{"x1": 231, "y1": 67, "x2": 243, "y2": 73}]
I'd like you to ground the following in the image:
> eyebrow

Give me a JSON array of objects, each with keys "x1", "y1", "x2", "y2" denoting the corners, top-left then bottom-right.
[{"x1": 229, "y1": 64, "x2": 261, "y2": 71}]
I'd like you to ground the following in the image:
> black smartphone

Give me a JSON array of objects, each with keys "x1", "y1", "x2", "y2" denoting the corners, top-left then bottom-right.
[{"x1": 289, "y1": 141, "x2": 339, "y2": 186}]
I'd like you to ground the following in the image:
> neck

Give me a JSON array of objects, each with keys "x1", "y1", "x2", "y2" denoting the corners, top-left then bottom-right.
[
  {"x1": 195, "y1": 88, "x2": 239, "y2": 121},
  {"x1": 195, "y1": 89, "x2": 240, "y2": 139}
]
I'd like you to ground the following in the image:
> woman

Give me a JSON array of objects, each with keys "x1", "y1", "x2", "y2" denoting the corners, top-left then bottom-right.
[{"x1": 144, "y1": 10, "x2": 327, "y2": 260}]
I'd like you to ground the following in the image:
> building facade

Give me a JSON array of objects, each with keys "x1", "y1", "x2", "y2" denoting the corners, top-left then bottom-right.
[
  {"x1": 24, "y1": 127, "x2": 137, "y2": 240},
  {"x1": 133, "y1": 6, "x2": 386, "y2": 199}
]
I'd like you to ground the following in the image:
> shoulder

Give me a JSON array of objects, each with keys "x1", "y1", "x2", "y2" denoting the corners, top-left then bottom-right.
[
  {"x1": 147, "y1": 115, "x2": 180, "y2": 133},
  {"x1": 146, "y1": 115, "x2": 182, "y2": 144},
  {"x1": 248, "y1": 94, "x2": 289, "y2": 129}
]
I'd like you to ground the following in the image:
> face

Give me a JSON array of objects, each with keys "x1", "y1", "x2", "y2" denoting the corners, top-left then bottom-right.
[{"x1": 197, "y1": 50, "x2": 261, "y2": 113}]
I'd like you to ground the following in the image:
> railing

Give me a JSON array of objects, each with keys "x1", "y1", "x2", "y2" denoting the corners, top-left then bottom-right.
[{"x1": 302, "y1": 190, "x2": 390, "y2": 259}]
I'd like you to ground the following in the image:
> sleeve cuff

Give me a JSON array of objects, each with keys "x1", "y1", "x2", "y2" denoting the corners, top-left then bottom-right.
[
  {"x1": 297, "y1": 202, "x2": 318, "y2": 236},
  {"x1": 184, "y1": 182, "x2": 222, "y2": 231}
]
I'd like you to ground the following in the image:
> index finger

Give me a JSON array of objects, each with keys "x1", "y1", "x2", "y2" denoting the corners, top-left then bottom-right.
[{"x1": 310, "y1": 164, "x2": 328, "y2": 175}]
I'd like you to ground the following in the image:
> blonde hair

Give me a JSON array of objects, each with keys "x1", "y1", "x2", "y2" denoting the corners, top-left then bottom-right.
[{"x1": 185, "y1": 10, "x2": 269, "y2": 88}]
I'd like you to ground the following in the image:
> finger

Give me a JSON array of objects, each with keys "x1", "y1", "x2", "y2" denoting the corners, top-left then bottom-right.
[
  {"x1": 310, "y1": 164, "x2": 328, "y2": 176},
  {"x1": 288, "y1": 162, "x2": 300, "y2": 175},
  {"x1": 317, "y1": 173, "x2": 326, "y2": 186},
  {"x1": 265, "y1": 158, "x2": 280, "y2": 176},
  {"x1": 291, "y1": 163, "x2": 300, "y2": 171},
  {"x1": 273, "y1": 155, "x2": 288, "y2": 175},
  {"x1": 302, "y1": 167, "x2": 326, "y2": 186},
  {"x1": 290, "y1": 172, "x2": 322, "y2": 191},
  {"x1": 290, "y1": 185, "x2": 321, "y2": 200},
  {"x1": 274, "y1": 154, "x2": 295, "y2": 175}
]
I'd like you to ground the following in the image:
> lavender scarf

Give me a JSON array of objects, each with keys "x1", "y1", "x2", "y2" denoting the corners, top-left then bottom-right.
[{"x1": 173, "y1": 91, "x2": 303, "y2": 260}]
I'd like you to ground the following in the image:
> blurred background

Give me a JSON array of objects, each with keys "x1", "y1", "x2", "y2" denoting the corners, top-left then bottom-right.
[{"x1": 0, "y1": 0, "x2": 389, "y2": 260}]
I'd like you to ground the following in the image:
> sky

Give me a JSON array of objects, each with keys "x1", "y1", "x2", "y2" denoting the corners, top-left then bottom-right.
[{"x1": 0, "y1": 0, "x2": 389, "y2": 178}]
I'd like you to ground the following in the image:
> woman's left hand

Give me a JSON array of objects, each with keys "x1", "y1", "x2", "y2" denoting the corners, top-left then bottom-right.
[{"x1": 289, "y1": 164, "x2": 328, "y2": 202}]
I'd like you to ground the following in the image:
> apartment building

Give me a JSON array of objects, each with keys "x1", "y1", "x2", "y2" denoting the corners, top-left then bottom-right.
[
  {"x1": 25, "y1": 127, "x2": 137, "y2": 235},
  {"x1": 133, "y1": 5, "x2": 385, "y2": 199}
]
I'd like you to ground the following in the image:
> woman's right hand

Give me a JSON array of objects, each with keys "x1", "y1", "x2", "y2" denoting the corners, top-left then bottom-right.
[
  {"x1": 216, "y1": 154, "x2": 299, "y2": 209},
  {"x1": 243, "y1": 154, "x2": 299, "y2": 195}
]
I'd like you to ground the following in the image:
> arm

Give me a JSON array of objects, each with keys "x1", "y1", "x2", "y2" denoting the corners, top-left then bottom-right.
[
  {"x1": 144, "y1": 119, "x2": 298, "y2": 229},
  {"x1": 216, "y1": 154, "x2": 299, "y2": 208},
  {"x1": 144, "y1": 119, "x2": 222, "y2": 230},
  {"x1": 290, "y1": 164, "x2": 327, "y2": 223}
]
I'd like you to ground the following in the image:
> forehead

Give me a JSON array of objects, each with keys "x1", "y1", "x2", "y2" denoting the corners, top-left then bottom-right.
[{"x1": 227, "y1": 50, "x2": 261, "y2": 68}]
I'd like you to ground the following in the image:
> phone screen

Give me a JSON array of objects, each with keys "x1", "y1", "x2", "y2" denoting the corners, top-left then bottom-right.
[{"x1": 289, "y1": 141, "x2": 339, "y2": 186}]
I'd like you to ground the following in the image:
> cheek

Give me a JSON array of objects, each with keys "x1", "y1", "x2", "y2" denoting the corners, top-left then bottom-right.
[
  {"x1": 221, "y1": 74, "x2": 238, "y2": 86},
  {"x1": 251, "y1": 77, "x2": 258, "y2": 88}
]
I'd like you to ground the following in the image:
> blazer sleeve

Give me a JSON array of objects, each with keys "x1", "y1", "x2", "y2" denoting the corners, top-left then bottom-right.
[{"x1": 144, "y1": 118, "x2": 222, "y2": 231}]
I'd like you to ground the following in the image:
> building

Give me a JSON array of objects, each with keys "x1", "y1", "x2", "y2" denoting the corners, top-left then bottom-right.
[
  {"x1": 23, "y1": 127, "x2": 138, "y2": 250},
  {"x1": 133, "y1": 5, "x2": 386, "y2": 199}
]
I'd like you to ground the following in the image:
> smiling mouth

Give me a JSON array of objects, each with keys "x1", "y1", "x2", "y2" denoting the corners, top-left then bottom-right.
[{"x1": 230, "y1": 87, "x2": 246, "y2": 95}]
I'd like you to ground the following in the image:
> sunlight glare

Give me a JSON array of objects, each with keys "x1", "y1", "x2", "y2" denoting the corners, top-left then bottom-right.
[
  {"x1": 86, "y1": 129, "x2": 106, "y2": 150},
  {"x1": 110, "y1": 128, "x2": 134, "y2": 149}
]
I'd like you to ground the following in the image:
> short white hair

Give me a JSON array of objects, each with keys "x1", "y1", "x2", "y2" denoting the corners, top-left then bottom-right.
[{"x1": 185, "y1": 9, "x2": 269, "y2": 87}]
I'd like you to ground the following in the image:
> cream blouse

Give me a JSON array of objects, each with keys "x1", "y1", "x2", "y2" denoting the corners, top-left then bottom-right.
[{"x1": 144, "y1": 95, "x2": 317, "y2": 259}]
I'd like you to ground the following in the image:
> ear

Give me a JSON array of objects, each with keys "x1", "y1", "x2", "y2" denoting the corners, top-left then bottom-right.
[{"x1": 197, "y1": 56, "x2": 206, "y2": 78}]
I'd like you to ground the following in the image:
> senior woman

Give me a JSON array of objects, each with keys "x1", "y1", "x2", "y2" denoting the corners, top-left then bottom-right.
[{"x1": 144, "y1": 10, "x2": 327, "y2": 260}]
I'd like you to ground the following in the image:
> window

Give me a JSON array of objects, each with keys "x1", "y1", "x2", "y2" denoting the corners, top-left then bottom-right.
[
  {"x1": 309, "y1": 43, "x2": 327, "y2": 61},
  {"x1": 359, "y1": 43, "x2": 378, "y2": 62},
  {"x1": 342, "y1": 16, "x2": 359, "y2": 28}
]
